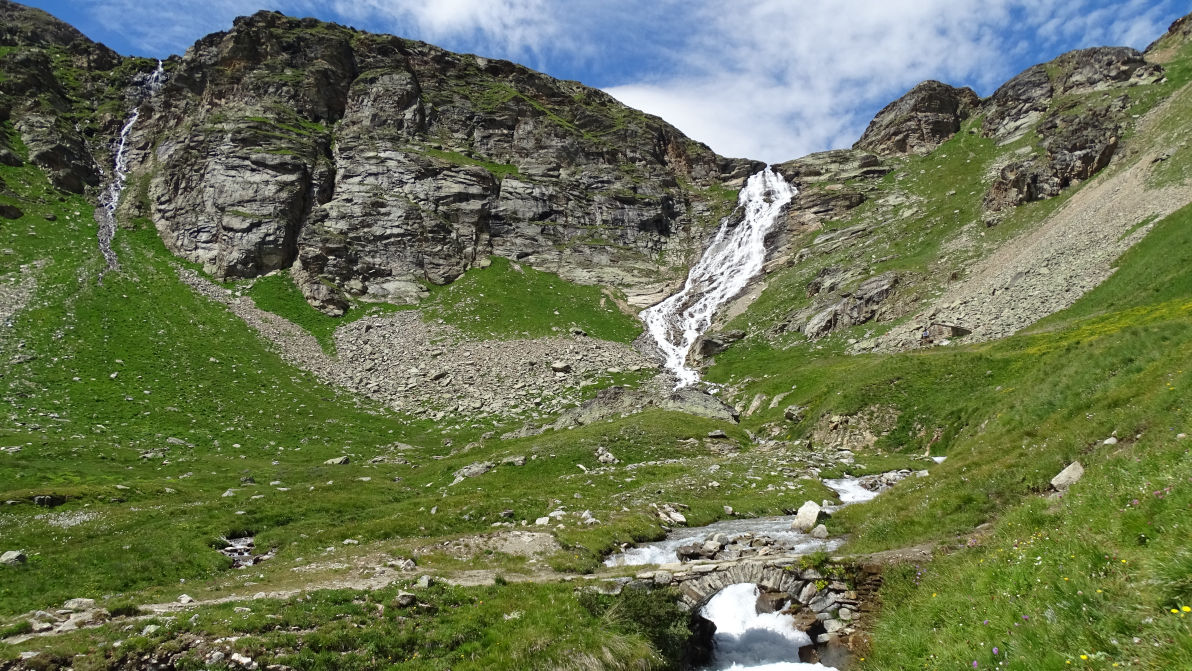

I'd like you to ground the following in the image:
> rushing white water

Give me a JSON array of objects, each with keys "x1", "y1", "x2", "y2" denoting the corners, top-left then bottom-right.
[
  {"x1": 605, "y1": 474, "x2": 905, "y2": 567},
  {"x1": 700, "y1": 583, "x2": 838, "y2": 671},
  {"x1": 604, "y1": 514, "x2": 842, "y2": 567},
  {"x1": 97, "y1": 60, "x2": 165, "y2": 278},
  {"x1": 643, "y1": 167, "x2": 795, "y2": 387},
  {"x1": 822, "y1": 477, "x2": 880, "y2": 504}
]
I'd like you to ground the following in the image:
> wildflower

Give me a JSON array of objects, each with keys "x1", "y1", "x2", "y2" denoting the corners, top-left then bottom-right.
[
  {"x1": 993, "y1": 647, "x2": 999, "y2": 655},
  {"x1": 983, "y1": 619, "x2": 990, "y2": 625},
  {"x1": 1080, "y1": 654, "x2": 1088, "y2": 660},
  {"x1": 1183, "y1": 606, "x2": 1191, "y2": 612}
]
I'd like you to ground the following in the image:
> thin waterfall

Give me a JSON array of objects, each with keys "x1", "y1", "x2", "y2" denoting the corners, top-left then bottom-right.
[
  {"x1": 97, "y1": 60, "x2": 165, "y2": 280},
  {"x1": 642, "y1": 167, "x2": 795, "y2": 387}
]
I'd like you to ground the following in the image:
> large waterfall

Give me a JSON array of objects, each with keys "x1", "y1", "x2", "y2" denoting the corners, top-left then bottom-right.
[
  {"x1": 97, "y1": 60, "x2": 165, "y2": 279},
  {"x1": 642, "y1": 167, "x2": 795, "y2": 387}
]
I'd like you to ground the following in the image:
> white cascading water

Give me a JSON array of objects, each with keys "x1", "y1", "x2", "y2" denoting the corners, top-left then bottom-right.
[
  {"x1": 642, "y1": 167, "x2": 795, "y2": 387},
  {"x1": 97, "y1": 60, "x2": 165, "y2": 279},
  {"x1": 700, "y1": 583, "x2": 837, "y2": 671}
]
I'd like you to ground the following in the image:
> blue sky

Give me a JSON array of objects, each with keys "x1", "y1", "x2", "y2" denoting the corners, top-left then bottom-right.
[{"x1": 23, "y1": 0, "x2": 1192, "y2": 162}]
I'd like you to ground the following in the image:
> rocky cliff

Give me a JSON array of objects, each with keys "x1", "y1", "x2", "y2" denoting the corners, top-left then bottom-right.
[
  {"x1": 113, "y1": 12, "x2": 759, "y2": 314},
  {"x1": 2, "y1": 4, "x2": 759, "y2": 314}
]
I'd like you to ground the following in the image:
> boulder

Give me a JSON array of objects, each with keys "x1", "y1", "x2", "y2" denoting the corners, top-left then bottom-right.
[
  {"x1": 0, "y1": 204, "x2": 23, "y2": 220},
  {"x1": 1, "y1": 550, "x2": 26, "y2": 566},
  {"x1": 450, "y1": 461, "x2": 494, "y2": 485},
  {"x1": 595, "y1": 446, "x2": 619, "y2": 464},
  {"x1": 323, "y1": 456, "x2": 350, "y2": 465},
  {"x1": 1050, "y1": 461, "x2": 1084, "y2": 491},
  {"x1": 791, "y1": 501, "x2": 828, "y2": 532},
  {"x1": 697, "y1": 330, "x2": 745, "y2": 357},
  {"x1": 63, "y1": 598, "x2": 95, "y2": 611},
  {"x1": 810, "y1": 524, "x2": 829, "y2": 539}
]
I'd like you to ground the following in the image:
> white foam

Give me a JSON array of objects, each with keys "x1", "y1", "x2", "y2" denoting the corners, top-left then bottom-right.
[
  {"x1": 822, "y1": 477, "x2": 879, "y2": 504},
  {"x1": 700, "y1": 583, "x2": 837, "y2": 670},
  {"x1": 603, "y1": 515, "x2": 842, "y2": 567},
  {"x1": 642, "y1": 167, "x2": 795, "y2": 387}
]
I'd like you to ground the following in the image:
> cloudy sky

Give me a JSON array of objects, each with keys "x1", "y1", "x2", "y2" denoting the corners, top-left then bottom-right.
[{"x1": 25, "y1": 0, "x2": 1191, "y2": 162}]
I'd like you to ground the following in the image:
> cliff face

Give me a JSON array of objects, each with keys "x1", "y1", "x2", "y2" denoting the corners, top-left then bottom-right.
[{"x1": 118, "y1": 11, "x2": 759, "y2": 313}]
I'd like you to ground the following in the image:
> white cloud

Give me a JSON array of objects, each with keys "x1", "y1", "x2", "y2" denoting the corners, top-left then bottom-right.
[{"x1": 75, "y1": 0, "x2": 1188, "y2": 162}]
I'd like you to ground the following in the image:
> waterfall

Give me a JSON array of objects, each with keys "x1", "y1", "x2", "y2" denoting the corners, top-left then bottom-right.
[
  {"x1": 700, "y1": 583, "x2": 837, "y2": 671},
  {"x1": 642, "y1": 167, "x2": 795, "y2": 387},
  {"x1": 97, "y1": 60, "x2": 165, "y2": 279}
]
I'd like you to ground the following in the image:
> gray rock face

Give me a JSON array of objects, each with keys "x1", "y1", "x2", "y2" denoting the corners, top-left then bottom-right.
[
  {"x1": 803, "y1": 272, "x2": 899, "y2": 339},
  {"x1": 853, "y1": 80, "x2": 979, "y2": 156},
  {"x1": 982, "y1": 48, "x2": 1159, "y2": 143},
  {"x1": 128, "y1": 11, "x2": 759, "y2": 311},
  {"x1": 984, "y1": 105, "x2": 1124, "y2": 212}
]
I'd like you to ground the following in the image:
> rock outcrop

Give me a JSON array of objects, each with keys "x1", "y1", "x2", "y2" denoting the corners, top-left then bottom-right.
[
  {"x1": 981, "y1": 48, "x2": 1160, "y2": 143},
  {"x1": 801, "y1": 272, "x2": 899, "y2": 339},
  {"x1": 853, "y1": 80, "x2": 979, "y2": 156},
  {"x1": 123, "y1": 10, "x2": 759, "y2": 311},
  {"x1": 0, "y1": 0, "x2": 123, "y2": 192}
]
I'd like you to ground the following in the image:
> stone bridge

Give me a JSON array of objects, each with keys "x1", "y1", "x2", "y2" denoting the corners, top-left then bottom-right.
[{"x1": 593, "y1": 554, "x2": 880, "y2": 647}]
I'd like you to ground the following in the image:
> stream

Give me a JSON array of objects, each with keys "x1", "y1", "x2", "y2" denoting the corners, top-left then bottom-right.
[
  {"x1": 606, "y1": 476, "x2": 897, "y2": 670},
  {"x1": 700, "y1": 583, "x2": 839, "y2": 670}
]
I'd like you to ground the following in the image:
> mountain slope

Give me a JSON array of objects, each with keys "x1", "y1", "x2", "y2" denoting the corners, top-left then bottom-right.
[{"x1": 1, "y1": 4, "x2": 1192, "y2": 671}]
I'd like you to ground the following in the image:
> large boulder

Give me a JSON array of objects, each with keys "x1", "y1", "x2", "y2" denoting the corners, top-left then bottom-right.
[
  {"x1": 853, "y1": 80, "x2": 979, "y2": 156},
  {"x1": 791, "y1": 501, "x2": 828, "y2": 532}
]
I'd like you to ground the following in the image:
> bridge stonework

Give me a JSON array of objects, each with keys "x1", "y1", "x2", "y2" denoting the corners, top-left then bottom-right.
[{"x1": 618, "y1": 555, "x2": 880, "y2": 646}]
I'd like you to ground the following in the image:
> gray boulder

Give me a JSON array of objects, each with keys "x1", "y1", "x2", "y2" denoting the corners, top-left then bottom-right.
[
  {"x1": 791, "y1": 501, "x2": 828, "y2": 532},
  {"x1": 1, "y1": 550, "x2": 27, "y2": 566},
  {"x1": 1050, "y1": 461, "x2": 1084, "y2": 491}
]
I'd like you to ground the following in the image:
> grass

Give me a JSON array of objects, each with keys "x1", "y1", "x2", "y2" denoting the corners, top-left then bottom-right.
[
  {"x1": 421, "y1": 147, "x2": 520, "y2": 181},
  {"x1": 421, "y1": 256, "x2": 643, "y2": 343},
  {"x1": 2, "y1": 582, "x2": 689, "y2": 670},
  {"x1": 238, "y1": 270, "x2": 401, "y2": 353}
]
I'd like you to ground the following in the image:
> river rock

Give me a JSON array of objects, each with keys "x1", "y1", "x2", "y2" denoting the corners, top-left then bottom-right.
[
  {"x1": 810, "y1": 524, "x2": 829, "y2": 539},
  {"x1": 791, "y1": 501, "x2": 828, "y2": 532}
]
